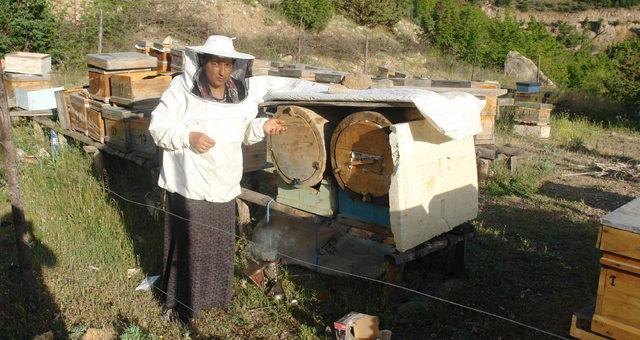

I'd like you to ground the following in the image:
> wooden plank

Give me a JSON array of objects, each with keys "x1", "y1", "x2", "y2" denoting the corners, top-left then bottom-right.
[
  {"x1": 277, "y1": 178, "x2": 337, "y2": 217},
  {"x1": 54, "y1": 90, "x2": 70, "y2": 130},
  {"x1": 242, "y1": 140, "x2": 267, "y2": 173},
  {"x1": 337, "y1": 215, "x2": 392, "y2": 237},
  {"x1": 33, "y1": 116, "x2": 148, "y2": 166},
  {"x1": 599, "y1": 225, "x2": 640, "y2": 262},
  {"x1": 104, "y1": 118, "x2": 129, "y2": 152},
  {"x1": 110, "y1": 71, "x2": 171, "y2": 105},
  {"x1": 86, "y1": 107, "x2": 105, "y2": 143},
  {"x1": 3, "y1": 72, "x2": 50, "y2": 82},
  {"x1": 86, "y1": 52, "x2": 158, "y2": 71},
  {"x1": 570, "y1": 304, "x2": 608, "y2": 340},
  {"x1": 4, "y1": 52, "x2": 51, "y2": 75},
  {"x1": 238, "y1": 188, "x2": 317, "y2": 221},
  {"x1": 68, "y1": 93, "x2": 89, "y2": 135},
  {"x1": 591, "y1": 314, "x2": 640, "y2": 340},
  {"x1": 101, "y1": 105, "x2": 146, "y2": 121},
  {"x1": 9, "y1": 109, "x2": 54, "y2": 117},
  {"x1": 601, "y1": 198, "x2": 640, "y2": 234}
]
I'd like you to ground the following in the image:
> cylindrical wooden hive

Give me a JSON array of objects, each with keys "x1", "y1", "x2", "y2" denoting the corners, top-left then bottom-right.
[
  {"x1": 330, "y1": 111, "x2": 393, "y2": 198},
  {"x1": 269, "y1": 105, "x2": 330, "y2": 187}
]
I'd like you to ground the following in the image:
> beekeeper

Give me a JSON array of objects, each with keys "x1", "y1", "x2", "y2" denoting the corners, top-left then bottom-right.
[{"x1": 149, "y1": 35, "x2": 326, "y2": 323}]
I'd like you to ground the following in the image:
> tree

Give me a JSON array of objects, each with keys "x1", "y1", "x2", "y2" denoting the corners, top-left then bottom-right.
[
  {"x1": 279, "y1": 0, "x2": 333, "y2": 31},
  {"x1": 335, "y1": 0, "x2": 410, "y2": 28},
  {"x1": 0, "y1": 0, "x2": 58, "y2": 58}
]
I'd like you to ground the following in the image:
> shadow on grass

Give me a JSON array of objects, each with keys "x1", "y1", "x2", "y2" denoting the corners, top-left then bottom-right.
[
  {"x1": 0, "y1": 215, "x2": 66, "y2": 339},
  {"x1": 540, "y1": 182, "x2": 635, "y2": 212}
]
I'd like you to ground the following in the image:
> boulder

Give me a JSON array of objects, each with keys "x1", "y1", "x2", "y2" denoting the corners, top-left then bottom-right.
[
  {"x1": 341, "y1": 71, "x2": 373, "y2": 90},
  {"x1": 504, "y1": 51, "x2": 556, "y2": 88}
]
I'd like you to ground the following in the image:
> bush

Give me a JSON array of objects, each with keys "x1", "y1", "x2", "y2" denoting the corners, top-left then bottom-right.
[
  {"x1": 0, "y1": 0, "x2": 58, "y2": 59},
  {"x1": 335, "y1": 0, "x2": 410, "y2": 28},
  {"x1": 279, "y1": 0, "x2": 333, "y2": 31}
]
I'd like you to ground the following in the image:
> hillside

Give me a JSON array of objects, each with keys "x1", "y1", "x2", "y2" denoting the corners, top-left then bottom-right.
[{"x1": 483, "y1": 3, "x2": 640, "y2": 50}]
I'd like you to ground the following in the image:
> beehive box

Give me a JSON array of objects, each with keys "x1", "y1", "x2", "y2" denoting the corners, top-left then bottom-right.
[
  {"x1": 277, "y1": 178, "x2": 337, "y2": 217},
  {"x1": 242, "y1": 140, "x2": 267, "y2": 173},
  {"x1": 128, "y1": 117, "x2": 157, "y2": 157},
  {"x1": 101, "y1": 106, "x2": 145, "y2": 152},
  {"x1": 3, "y1": 75, "x2": 53, "y2": 108},
  {"x1": 87, "y1": 52, "x2": 158, "y2": 71},
  {"x1": 87, "y1": 100, "x2": 109, "y2": 143},
  {"x1": 4, "y1": 52, "x2": 51, "y2": 75},
  {"x1": 589, "y1": 198, "x2": 640, "y2": 339},
  {"x1": 474, "y1": 95, "x2": 498, "y2": 145},
  {"x1": 69, "y1": 93, "x2": 90, "y2": 134},
  {"x1": 169, "y1": 48, "x2": 185, "y2": 71},
  {"x1": 513, "y1": 124, "x2": 551, "y2": 139},
  {"x1": 514, "y1": 102, "x2": 553, "y2": 124},
  {"x1": 110, "y1": 71, "x2": 172, "y2": 108}
]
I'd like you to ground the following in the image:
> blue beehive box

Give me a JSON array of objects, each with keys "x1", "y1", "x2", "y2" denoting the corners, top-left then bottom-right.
[
  {"x1": 516, "y1": 82, "x2": 540, "y2": 94},
  {"x1": 338, "y1": 189, "x2": 390, "y2": 226}
]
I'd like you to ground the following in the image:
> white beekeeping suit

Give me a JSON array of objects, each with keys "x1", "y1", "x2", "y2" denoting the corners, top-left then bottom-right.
[{"x1": 149, "y1": 37, "x2": 328, "y2": 202}]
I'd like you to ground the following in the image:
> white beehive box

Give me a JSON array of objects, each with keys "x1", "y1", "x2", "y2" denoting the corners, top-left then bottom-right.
[
  {"x1": 389, "y1": 119, "x2": 479, "y2": 252},
  {"x1": 15, "y1": 87, "x2": 64, "y2": 111},
  {"x1": 4, "y1": 52, "x2": 52, "y2": 75}
]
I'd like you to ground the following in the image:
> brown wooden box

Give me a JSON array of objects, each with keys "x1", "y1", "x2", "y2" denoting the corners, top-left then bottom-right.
[
  {"x1": 242, "y1": 140, "x2": 267, "y2": 173},
  {"x1": 87, "y1": 100, "x2": 109, "y2": 143},
  {"x1": 128, "y1": 117, "x2": 157, "y2": 157},
  {"x1": 69, "y1": 93, "x2": 90, "y2": 135},
  {"x1": 514, "y1": 102, "x2": 553, "y2": 125},
  {"x1": 89, "y1": 68, "x2": 152, "y2": 103},
  {"x1": 104, "y1": 118, "x2": 129, "y2": 152},
  {"x1": 110, "y1": 71, "x2": 171, "y2": 108},
  {"x1": 474, "y1": 96, "x2": 497, "y2": 145}
]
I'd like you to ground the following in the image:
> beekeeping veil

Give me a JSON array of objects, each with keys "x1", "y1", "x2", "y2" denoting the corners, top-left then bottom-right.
[{"x1": 181, "y1": 35, "x2": 254, "y2": 102}]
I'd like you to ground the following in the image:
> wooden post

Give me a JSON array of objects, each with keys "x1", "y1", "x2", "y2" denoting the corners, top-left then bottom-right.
[
  {"x1": 297, "y1": 17, "x2": 303, "y2": 63},
  {"x1": 0, "y1": 71, "x2": 36, "y2": 308},
  {"x1": 364, "y1": 34, "x2": 369, "y2": 74},
  {"x1": 98, "y1": 9, "x2": 103, "y2": 54}
]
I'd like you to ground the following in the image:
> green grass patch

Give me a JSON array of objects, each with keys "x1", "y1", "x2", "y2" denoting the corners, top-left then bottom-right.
[
  {"x1": 486, "y1": 158, "x2": 556, "y2": 197},
  {"x1": 551, "y1": 114, "x2": 604, "y2": 151}
]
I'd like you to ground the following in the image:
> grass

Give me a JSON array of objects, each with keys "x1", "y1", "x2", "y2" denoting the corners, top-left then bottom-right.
[{"x1": 2, "y1": 116, "x2": 640, "y2": 337}]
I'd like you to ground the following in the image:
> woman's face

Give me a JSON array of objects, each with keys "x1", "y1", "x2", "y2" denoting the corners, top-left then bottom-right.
[{"x1": 204, "y1": 56, "x2": 233, "y2": 89}]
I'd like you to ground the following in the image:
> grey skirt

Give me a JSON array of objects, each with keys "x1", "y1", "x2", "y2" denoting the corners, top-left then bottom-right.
[{"x1": 162, "y1": 191, "x2": 236, "y2": 318}]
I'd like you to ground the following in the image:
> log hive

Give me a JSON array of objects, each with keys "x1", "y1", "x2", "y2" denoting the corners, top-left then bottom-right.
[
  {"x1": 268, "y1": 105, "x2": 330, "y2": 187},
  {"x1": 330, "y1": 111, "x2": 393, "y2": 198}
]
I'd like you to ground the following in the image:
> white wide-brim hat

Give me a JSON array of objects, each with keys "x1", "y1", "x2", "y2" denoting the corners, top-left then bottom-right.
[{"x1": 190, "y1": 35, "x2": 254, "y2": 60}]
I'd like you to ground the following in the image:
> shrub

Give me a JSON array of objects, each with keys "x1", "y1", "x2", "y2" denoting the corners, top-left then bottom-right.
[
  {"x1": 0, "y1": 0, "x2": 58, "y2": 59},
  {"x1": 335, "y1": 0, "x2": 410, "y2": 28},
  {"x1": 279, "y1": 0, "x2": 333, "y2": 31}
]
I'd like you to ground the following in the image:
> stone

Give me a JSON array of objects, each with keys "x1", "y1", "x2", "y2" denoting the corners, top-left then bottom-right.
[
  {"x1": 370, "y1": 79, "x2": 394, "y2": 89},
  {"x1": 81, "y1": 327, "x2": 117, "y2": 340},
  {"x1": 280, "y1": 55, "x2": 293, "y2": 63},
  {"x1": 327, "y1": 84, "x2": 349, "y2": 94},
  {"x1": 341, "y1": 71, "x2": 373, "y2": 90},
  {"x1": 504, "y1": 51, "x2": 556, "y2": 88}
]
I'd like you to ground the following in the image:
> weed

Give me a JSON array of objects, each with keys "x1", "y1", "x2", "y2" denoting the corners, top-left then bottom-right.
[
  {"x1": 486, "y1": 158, "x2": 556, "y2": 197},
  {"x1": 551, "y1": 114, "x2": 603, "y2": 151},
  {"x1": 120, "y1": 324, "x2": 156, "y2": 340}
]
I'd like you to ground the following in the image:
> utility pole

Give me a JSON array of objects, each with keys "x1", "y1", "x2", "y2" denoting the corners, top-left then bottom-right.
[{"x1": 0, "y1": 69, "x2": 36, "y2": 308}]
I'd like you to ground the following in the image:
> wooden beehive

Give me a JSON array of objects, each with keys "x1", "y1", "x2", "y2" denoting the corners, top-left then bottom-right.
[
  {"x1": 330, "y1": 111, "x2": 393, "y2": 198},
  {"x1": 571, "y1": 197, "x2": 640, "y2": 339},
  {"x1": 4, "y1": 52, "x2": 51, "y2": 75},
  {"x1": 242, "y1": 140, "x2": 267, "y2": 173},
  {"x1": 87, "y1": 52, "x2": 158, "y2": 71},
  {"x1": 128, "y1": 117, "x2": 157, "y2": 157},
  {"x1": 87, "y1": 100, "x2": 108, "y2": 143},
  {"x1": 277, "y1": 177, "x2": 337, "y2": 217},
  {"x1": 475, "y1": 95, "x2": 498, "y2": 145},
  {"x1": 68, "y1": 93, "x2": 90, "y2": 135},
  {"x1": 514, "y1": 102, "x2": 553, "y2": 125},
  {"x1": 110, "y1": 71, "x2": 172, "y2": 108},
  {"x1": 3, "y1": 74, "x2": 53, "y2": 108},
  {"x1": 268, "y1": 105, "x2": 332, "y2": 188},
  {"x1": 591, "y1": 198, "x2": 640, "y2": 339},
  {"x1": 101, "y1": 106, "x2": 145, "y2": 152},
  {"x1": 88, "y1": 68, "x2": 152, "y2": 103}
]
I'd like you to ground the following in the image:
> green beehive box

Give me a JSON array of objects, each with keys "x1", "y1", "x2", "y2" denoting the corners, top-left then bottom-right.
[{"x1": 276, "y1": 177, "x2": 337, "y2": 217}]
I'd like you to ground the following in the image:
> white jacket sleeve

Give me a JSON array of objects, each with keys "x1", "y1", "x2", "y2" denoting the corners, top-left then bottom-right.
[
  {"x1": 243, "y1": 117, "x2": 268, "y2": 145},
  {"x1": 149, "y1": 84, "x2": 191, "y2": 151}
]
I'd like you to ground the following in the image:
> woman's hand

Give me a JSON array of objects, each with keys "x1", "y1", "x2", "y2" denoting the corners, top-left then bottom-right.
[
  {"x1": 189, "y1": 132, "x2": 215, "y2": 153},
  {"x1": 263, "y1": 118, "x2": 287, "y2": 135}
]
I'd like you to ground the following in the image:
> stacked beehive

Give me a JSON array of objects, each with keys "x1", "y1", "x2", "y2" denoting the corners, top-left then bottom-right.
[
  {"x1": 2, "y1": 52, "x2": 55, "y2": 109},
  {"x1": 512, "y1": 102, "x2": 552, "y2": 139},
  {"x1": 570, "y1": 197, "x2": 640, "y2": 339},
  {"x1": 66, "y1": 51, "x2": 171, "y2": 158}
]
